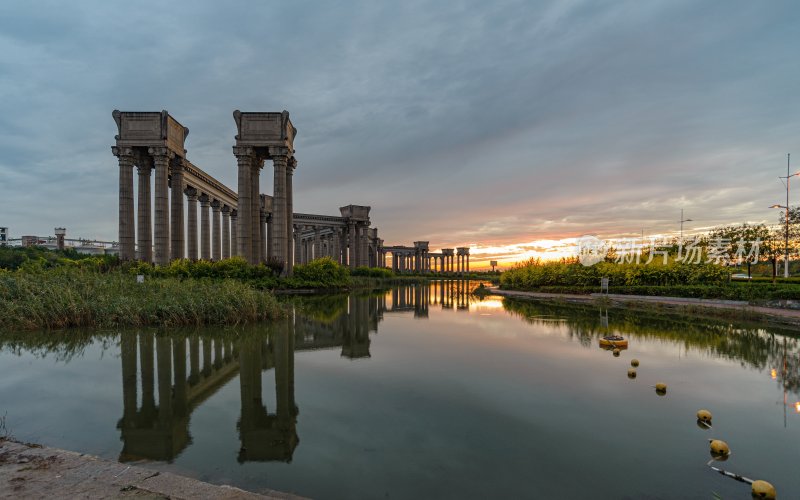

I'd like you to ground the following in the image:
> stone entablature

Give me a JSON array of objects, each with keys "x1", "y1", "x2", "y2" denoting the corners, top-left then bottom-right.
[{"x1": 113, "y1": 110, "x2": 188, "y2": 156}]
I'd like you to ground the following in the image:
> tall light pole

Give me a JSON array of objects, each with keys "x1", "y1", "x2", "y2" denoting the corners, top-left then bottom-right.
[
  {"x1": 679, "y1": 209, "x2": 693, "y2": 243},
  {"x1": 773, "y1": 154, "x2": 796, "y2": 278}
]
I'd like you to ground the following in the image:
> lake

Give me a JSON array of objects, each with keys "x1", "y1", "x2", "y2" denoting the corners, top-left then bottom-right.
[{"x1": 1, "y1": 281, "x2": 798, "y2": 499}]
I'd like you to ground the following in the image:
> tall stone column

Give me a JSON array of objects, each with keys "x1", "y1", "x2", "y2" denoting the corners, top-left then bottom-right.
[
  {"x1": 360, "y1": 226, "x2": 369, "y2": 267},
  {"x1": 313, "y1": 227, "x2": 321, "y2": 261},
  {"x1": 136, "y1": 163, "x2": 152, "y2": 262},
  {"x1": 272, "y1": 154, "x2": 288, "y2": 272},
  {"x1": 234, "y1": 147, "x2": 252, "y2": 262},
  {"x1": 333, "y1": 229, "x2": 341, "y2": 265},
  {"x1": 266, "y1": 214, "x2": 273, "y2": 261},
  {"x1": 150, "y1": 148, "x2": 172, "y2": 265},
  {"x1": 294, "y1": 226, "x2": 302, "y2": 266},
  {"x1": 348, "y1": 222, "x2": 357, "y2": 269},
  {"x1": 170, "y1": 159, "x2": 185, "y2": 261},
  {"x1": 199, "y1": 194, "x2": 210, "y2": 260},
  {"x1": 230, "y1": 210, "x2": 238, "y2": 259},
  {"x1": 222, "y1": 206, "x2": 231, "y2": 259},
  {"x1": 114, "y1": 147, "x2": 135, "y2": 261},
  {"x1": 260, "y1": 210, "x2": 268, "y2": 264},
  {"x1": 467, "y1": 253, "x2": 470, "y2": 273},
  {"x1": 185, "y1": 187, "x2": 198, "y2": 261},
  {"x1": 211, "y1": 200, "x2": 221, "y2": 261},
  {"x1": 251, "y1": 168, "x2": 261, "y2": 263},
  {"x1": 339, "y1": 229, "x2": 347, "y2": 265},
  {"x1": 286, "y1": 159, "x2": 296, "y2": 274}
]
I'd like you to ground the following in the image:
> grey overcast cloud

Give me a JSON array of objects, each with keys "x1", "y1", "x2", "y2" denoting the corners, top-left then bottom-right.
[{"x1": 1, "y1": 0, "x2": 799, "y2": 263}]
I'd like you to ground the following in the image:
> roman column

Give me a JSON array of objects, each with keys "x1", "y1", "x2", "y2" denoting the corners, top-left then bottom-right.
[
  {"x1": 230, "y1": 210, "x2": 238, "y2": 259},
  {"x1": 150, "y1": 147, "x2": 171, "y2": 265},
  {"x1": 467, "y1": 251, "x2": 470, "y2": 273},
  {"x1": 272, "y1": 152, "x2": 289, "y2": 272},
  {"x1": 251, "y1": 167, "x2": 261, "y2": 263},
  {"x1": 348, "y1": 222, "x2": 357, "y2": 269},
  {"x1": 313, "y1": 227, "x2": 321, "y2": 261},
  {"x1": 211, "y1": 200, "x2": 221, "y2": 261},
  {"x1": 170, "y1": 159, "x2": 185, "y2": 261},
  {"x1": 114, "y1": 146, "x2": 135, "y2": 261},
  {"x1": 233, "y1": 147, "x2": 252, "y2": 262},
  {"x1": 333, "y1": 229, "x2": 341, "y2": 265},
  {"x1": 136, "y1": 162, "x2": 152, "y2": 262},
  {"x1": 199, "y1": 194, "x2": 210, "y2": 260},
  {"x1": 266, "y1": 213, "x2": 273, "y2": 261},
  {"x1": 360, "y1": 226, "x2": 369, "y2": 267},
  {"x1": 260, "y1": 209, "x2": 268, "y2": 264},
  {"x1": 294, "y1": 225, "x2": 302, "y2": 266},
  {"x1": 222, "y1": 206, "x2": 231, "y2": 259},
  {"x1": 286, "y1": 158, "x2": 296, "y2": 274},
  {"x1": 185, "y1": 187, "x2": 198, "y2": 261}
]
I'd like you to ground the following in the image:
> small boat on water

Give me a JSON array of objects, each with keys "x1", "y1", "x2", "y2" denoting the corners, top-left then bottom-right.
[{"x1": 599, "y1": 335, "x2": 629, "y2": 349}]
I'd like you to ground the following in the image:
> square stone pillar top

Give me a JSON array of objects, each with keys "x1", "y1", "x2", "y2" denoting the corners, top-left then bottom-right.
[
  {"x1": 233, "y1": 110, "x2": 296, "y2": 152},
  {"x1": 339, "y1": 205, "x2": 371, "y2": 221},
  {"x1": 457, "y1": 247, "x2": 470, "y2": 255},
  {"x1": 112, "y1": 110, "x2": 188, "y2": 156},
  {"x1": 441, "y1": 248, "x2": 455, "y2": 255},
  {"x1": 369, "y1": 228, "x2": 379, "y2": 239},
  {"x1": 260, "y1": 194, "x2": 274, "y2": 213},
  {"x1": 413, "y1": 241, "x2": 429, "y2": 249}
]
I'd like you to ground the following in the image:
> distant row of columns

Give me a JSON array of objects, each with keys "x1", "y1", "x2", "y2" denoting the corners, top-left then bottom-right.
[
  {"x1": 292, "y1": 222, "x2": 380, "y2": 268},
  {"x1": 389, "y1": 247, "x2": 470, "y2": 273}
]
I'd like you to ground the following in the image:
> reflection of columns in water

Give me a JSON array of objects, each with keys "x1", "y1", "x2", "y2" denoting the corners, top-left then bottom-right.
[
  {"x1": 189, "y1": 335, "x2": 200, "y2": 384},
  {"x1": 140, "y1": 333, "x2": 155, "y2": 413},
  {"x1": 202, "y1": 337, "x2": 212, "y2": 376},
  {"x1": 121, "y1": 333, "x2": 138, "y2": 421}
]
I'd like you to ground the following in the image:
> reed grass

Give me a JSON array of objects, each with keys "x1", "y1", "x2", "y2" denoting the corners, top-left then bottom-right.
[{"x1": 0, "y1": 269, "x2": 283, "y2": 330}]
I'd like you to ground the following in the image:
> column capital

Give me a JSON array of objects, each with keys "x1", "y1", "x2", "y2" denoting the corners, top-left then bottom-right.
[
  {"x1": 211, "y1": 199, "x2": 221, "y2": 210},
  {"x1": 230, "y1": 209, "x2": 237, "y2": 218},
  {"x1": 288, "y1": 157, "x2": 297, "y2": 170},
  {"x1": 221, "y1": 205, "x2": 231, "y2": 214},
  {"x1": 136, "y1": 163, "x2": 152, "y2": 175},
  {"x1": 270, "y1": 146, "x2": 291, "y2": 158},
  {"x1": 184, "y1": 186, "x2": 197, "y2": 199},
  {"x1": 233, "y1": 145, "x2": 254, "y2": 158},
  {"x1": 112, "y1": 146, "x2": 134, "y2": 158},
  {"x1": 199, "y1": 193, "x2": 210, "y2": 205},
  {"x1": 148, "y1": 146, "x2": 174, "y2": 159}
]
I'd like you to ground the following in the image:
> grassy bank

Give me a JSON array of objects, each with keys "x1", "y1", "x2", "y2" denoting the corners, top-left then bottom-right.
[
  {"x1": 499, "y1": 260, "x2": 800, "y2": 301},
  {"x1": 0, "y1": 269, "x2": 283, "y2": 330}
]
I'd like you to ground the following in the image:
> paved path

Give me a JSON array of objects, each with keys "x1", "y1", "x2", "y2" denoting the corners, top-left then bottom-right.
[
  {"x1": 0, "y1": 439, "x2": 304, "y2": 500},
  {"x1": 490, "y1": 288, "x2": 800, "y2": 327}
]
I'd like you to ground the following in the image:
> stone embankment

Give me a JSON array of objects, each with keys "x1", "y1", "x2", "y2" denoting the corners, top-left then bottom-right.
[{"x1": 0, "y1": 439, "x2": 304, "y2": 500}]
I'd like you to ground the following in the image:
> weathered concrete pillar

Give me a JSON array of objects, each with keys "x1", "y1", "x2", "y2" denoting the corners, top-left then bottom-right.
[
  {"x1": 199, "y1": 194, "x2": 210, "y2": 260},
  {"x1": 230, "y1": 210, "x2": 238, "y2": 258},
  {"x1": 272, "y1": 154, "x2": 288, "y2": 272},
  {"x1": 233, "y1": 147, "x2": 252, "y2": 262},
  {"x1": 222, "y1": 206, "x2": 231, "y2": 259},
  {"x1": 170, "y1": 159, "x2": 185, "y2": 261},
  {"x1": 266, "y1": 214, "x2": 273, "y2": 261},
  {"x1": 211, "y1": 200, "x2": 221, "y2": 261},
  {"x1": 260, "y1": 210, "x2": 268, "y2": 264},
  {"x1": 313, "y1": 227, "x2": 321, "y2": 261},
  {"x1": 251, "y1": 167, "x2": 261, "y2": 263},
  {"x1": 333, "y1": 229, "x2": 341, "y2": 265},
  {"x1": 150, "y1": 148, "x2": 171, "y2": 265},
  {"x1": 156, "y1": 336, "x2": 173, "y2": 423},
  {"x1": 136, "y1": 163, "x2": 152, "y2": 262},
  {"x1": 360, "y1": 226, "x2": 369, "y2": 267},
  {"x1": 286, "y1": 159, "x2": 296, "y2": 274},
  {"x1": 114, "y1": 147, "x2": 135, "y2": 261},
  {"x1": 348, "y1": 222, "x2": 357, "y2": 269},
  {"x1": 185, "y1": 187, "x2": 198, "y2": 261},
  {"x1": 467, "y1": 252, "x2": 470, "y2": 273},
  {"x1": 121, "y1": 333, "x2": 137, "y2": 420},
  {"x1": 294, "y1": 226, "x2": 302, "y2": 266}
]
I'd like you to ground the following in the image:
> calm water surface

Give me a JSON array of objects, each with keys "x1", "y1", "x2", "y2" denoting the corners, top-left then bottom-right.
[{"x1": 1, "y1": 281, "x2": 799, "y2": 499}]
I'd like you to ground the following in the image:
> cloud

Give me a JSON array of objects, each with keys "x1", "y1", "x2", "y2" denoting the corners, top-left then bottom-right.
[{"x1": 0, "y1": 0, "x2": 798, "y2": 262}]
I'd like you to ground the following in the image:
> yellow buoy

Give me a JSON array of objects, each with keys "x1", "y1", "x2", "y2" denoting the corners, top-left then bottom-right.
[
  {"x1": 709, "y1": 439, "x2": 730, "y2": 458},
  {"x1": 627, "y1": 368, "x2": 637, "y2": 379},
  {"x1": 655, "y1": 382, "x2": 667, "y2": 395},
  {"x1": 751, "y1": 479, "x2": 776, "y2": 499},
  {"x1": 631, "y1": 359, "x2": 639, "y2": 367},
  {"x1": 696, "y1": 409, "x2": 712, "y2": 424},
  {"x1": 613, "y1": 348, "x2": 621, "y2": 357}
]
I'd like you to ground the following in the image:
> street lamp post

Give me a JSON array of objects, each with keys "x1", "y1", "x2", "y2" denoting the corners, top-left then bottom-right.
[
  {"x1": 678, "y1": 210, "x2": 693, "y2": 259},
  {"x1": 773, "y1": 154, "x2": 796, "y2": 278}
]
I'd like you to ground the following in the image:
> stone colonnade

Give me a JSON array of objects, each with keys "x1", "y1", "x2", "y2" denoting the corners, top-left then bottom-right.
[
  {"x1": 386, "y1": 245, "x2": 470, "y2": 274},
  {"x1": 292, "y1": 212, "x2": 382, "y2": 268}
]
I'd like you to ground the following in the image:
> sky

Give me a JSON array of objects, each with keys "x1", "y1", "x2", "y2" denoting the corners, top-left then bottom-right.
[{"x1": 1, "y1": 1, "x2": 799, "y2": 268}]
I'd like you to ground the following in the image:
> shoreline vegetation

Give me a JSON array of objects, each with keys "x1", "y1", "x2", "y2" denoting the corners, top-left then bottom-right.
[
  {"x1": 0, "y1": 246, "x2": 495, "y2": 331},
  {"x1": 500, "y1": 259, "x2": 800, "y2": 303}
]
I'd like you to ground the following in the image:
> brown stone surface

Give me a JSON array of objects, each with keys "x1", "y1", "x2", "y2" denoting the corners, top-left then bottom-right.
[{"x1": 0, "y1": 439, "x2": 303, "y2": 500}]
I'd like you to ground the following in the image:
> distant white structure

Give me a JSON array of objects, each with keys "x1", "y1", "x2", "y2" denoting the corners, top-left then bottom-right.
[
  {"x1": 8, "y1": 227, "x2": 118, "y2": 256},
  {"x1": 0, "y1": 227, "x2": 7, "y2": 244}
]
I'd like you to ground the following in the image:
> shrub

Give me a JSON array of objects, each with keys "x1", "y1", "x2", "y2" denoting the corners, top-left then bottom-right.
[
  {"x1": 289, "y1": 257, "x2": 350, "y2": 288},
  {"x1": 351, "y1": 266, "x2": 393, "y2": 278}
]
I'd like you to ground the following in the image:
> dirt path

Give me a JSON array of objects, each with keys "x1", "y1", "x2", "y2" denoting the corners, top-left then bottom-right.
[{"x1": 0, "y1": 439, "x2": 305, "y2": 500}]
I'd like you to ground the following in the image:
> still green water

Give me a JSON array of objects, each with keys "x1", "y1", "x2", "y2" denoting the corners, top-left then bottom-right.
[{"x1": 1, "y1": 281, "x2": 799, "y2": 499}]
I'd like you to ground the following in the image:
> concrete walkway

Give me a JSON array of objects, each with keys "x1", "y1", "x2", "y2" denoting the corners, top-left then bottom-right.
[
  {"x1": 491, "y1": 288, "x2": 800, "y2": 327},
  {"x1": 0, "y1": 439, "x2": 304, "y2": 500}
]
